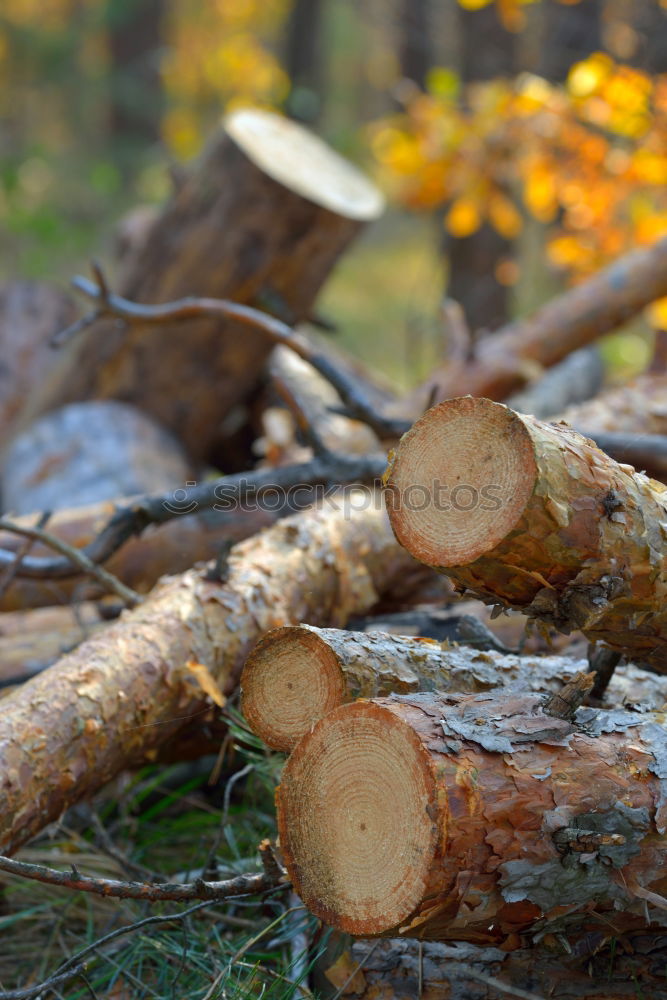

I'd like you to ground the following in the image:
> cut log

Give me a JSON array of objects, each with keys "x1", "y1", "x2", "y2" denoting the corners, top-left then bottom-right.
[
  {"x1": 1, "y1": 401, "x2": 192, "y2": 513},
  {"x1": 410, "y1": 236, "x2": 667, "y2": 410},
  {"x1": 327, "y1": 936, "x2": 667, "y2": 1000},
  {"x1": 385, "y1": 396, "x2": 667, "y2": 667},
  {"x1": 241, "y1": 625, "x2": 666, "y2": 751},
  {"x1": 15, "y1": 110, "x2": 384, "y2": 458},
  {"x1": 0, "y1": 499, "x2": 277, "y2": 612},
  {"x1": 0, "y1": 281, "x2": 77, "y2": 447},
  {"x1": 0, "y1": 494, "x2": 420, "y2": 854},
  {"x1": 277, "y1": 689, "x2": 667, "y2": 942}
]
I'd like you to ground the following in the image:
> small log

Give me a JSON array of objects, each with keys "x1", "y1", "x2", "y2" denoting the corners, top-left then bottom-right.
[
  {"x1": 385, "y1": 396, "x2": 667, "y2": 667},
  {"x1": 1, "y1": 401, "x2": 192, "y2": 513},
  {"x1": 277, "y1": 689, "x2": 667, "y2": 942},
  {"x1": 0, "y1": 495, "x2": 418, "y2": 854},
  {"x1": 241, "y1": 625, "x2": 665, "y2": 751},
  {"x1": 18, "y1": 110, "x2": 384, "y2": 457},
  {"x1": 0, "y1": 499, "x2": 276, "y2": 612},
  {"x1": 411, "y1": 236, "x2": 667, "y2": 409},
  {"x1": 0, "y1": 281, "x2": 77, "y2": 447}
]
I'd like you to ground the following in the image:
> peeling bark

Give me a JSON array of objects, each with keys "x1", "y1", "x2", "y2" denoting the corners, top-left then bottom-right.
[
  {"x1": 386, "y1": 395, "x2": 667, "y2": 667},
  {"x1": 14, "y1": 110, "x2": 384, "y2": 458},
  {"x1": 327, "y1": 935, "x2": 667, "y2": 999},
  {"x1": 0, "y1": 496, "x2": 417, "y2": 854},
  {"x1": 277, "y1": 689, "x2": 667, "y2": 943},
  {"x1": 241, "y1": 625, "x2": 666, "y2": 751},
  {"x1": 559, "y1": 372, "x2": 667, "y2": 437}
]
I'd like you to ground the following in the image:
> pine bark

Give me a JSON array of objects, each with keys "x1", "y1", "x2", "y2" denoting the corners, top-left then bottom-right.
[
  {"x1": 326, "y1": 935, "x2": 667, "y2": 1000},
  {"x1": 411, "y1": 235, "x2": 667, "y2": 410},
  {"x1": 385, "y1": 395, "x2": 667, "y2": 667},
  {"x1": 277, "y1": 689, "x2": 667, "y2": 942},
  {"x1": 13, "y1": 110, "x2": 384, "y2": 458},
  {"x1": 241, "y1": 624, "x2": 666, "y2": 751},
  {"x1": 0, "y1": 496, "x2": 416, "y2": 854}
]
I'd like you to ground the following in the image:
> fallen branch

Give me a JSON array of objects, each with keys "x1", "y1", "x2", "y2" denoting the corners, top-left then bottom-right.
[
  {"x1": 385, "y1": 396, "x2": 667, "y2": 667},
  {"x1": 412, "y1": 235, "x2": 667, "y2": 407},
  {"x1": 277, "y1": 688, "x2": 667, "y2": 942},
  {"x1": 0, "y1": 493, "x2": 423, "y2": 854},
  {"x1": 0, "y1": 841, "x2": 286, "y2": 903}
]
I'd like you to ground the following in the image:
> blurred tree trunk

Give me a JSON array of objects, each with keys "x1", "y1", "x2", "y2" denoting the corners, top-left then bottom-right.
[
  {"x1": 284, "y1": 0, "x2": 325, "y2": 124},
  {"x1": 540, "y1": 0, "x2": 602, "y2": 81},
  {"x1": 446, "y1": 5, "x2": 516, "y2": 334},
  {"x1": 398, "y1": 0, "x2": 431, "y2": 88},
  {"x1": 632, "y1": 0, "x2": 667, "y2": 73},
  {"x1": 106, "y1": 0, "x2": 165, "y2": 155}
]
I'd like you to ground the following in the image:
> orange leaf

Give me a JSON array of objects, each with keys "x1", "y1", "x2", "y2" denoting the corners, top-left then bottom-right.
[{"x1": 445, "y1": 197, "x2": 482, "y2": 237}]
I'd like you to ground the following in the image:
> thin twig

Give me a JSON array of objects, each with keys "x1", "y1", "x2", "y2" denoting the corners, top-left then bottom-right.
[
  {"x1": 0, "y1": 853, "x2": 287, "y2": 903},
  {"x1": 0, "y1": 452, "x2": 387, "y2": 580},
  {"x1": 0, "y1": 518, "x2": 142, "y2": 606},
  {"x1": 0, "y1": 962, "x2": 88, "y2": 1000},
  {"x1": 0, "y1": 511, "x2": 51, "y2": 600},
  {"x1": 464, "y1": 968, "x2": 547, "y2": 1000}
]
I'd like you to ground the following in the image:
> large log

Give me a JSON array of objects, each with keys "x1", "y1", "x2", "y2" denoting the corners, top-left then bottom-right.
[
  {"x1": 410, "y1": 236, "x2": 667, "y2": 410},
  {"x1": 385, "y1": 396, "x2": 667, "y2": 667},
  {"x1": 1, "y1": 401, "x2": 192, "y2": 513},
  {"x1": 0, "y1": 603, "x2": 106, "y2": 688},
  {"x1": 0, "y1": 499, "x2": 276, "y2": 612},
  {"x1": 277, "y1": 689, "x2": 667, "y2": 943},
  {"x1": 241, "y1": 625, "x2": 666, "y2": 751},
  {"x1": 15, "y1": 110, "x2": 384, "y2": 458},
  {"x1": 0, "y1": 281, "x2": 77, "y2": 446},
  {"x1": 0, "y1": 495, "x2": 418, "y2": 854},
  {"x1": 326, "y1": 935, "x2": 667, "y2": 999},
  {"x1": 560, "y1": 371, "x2": 667, "y2": 436}
]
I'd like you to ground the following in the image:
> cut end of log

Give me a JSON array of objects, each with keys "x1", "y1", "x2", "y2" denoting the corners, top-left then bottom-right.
[
  {"x1": 225, "y1": 109, "x2": 385, "y2": 221},
  {"x1": 277, "y1": 701, "x2": 437, "y2": 936},
  {"x1": 241, "y1": 625, "x2": 346, "y2": 751},
  {"x1": 386, "y1": 396, "x2": 537, "y2": 567}
]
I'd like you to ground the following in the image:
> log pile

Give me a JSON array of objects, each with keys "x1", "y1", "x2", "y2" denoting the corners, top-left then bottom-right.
[{"x1": 5, "y1": 105, "x2": 667, "y2": 1000}]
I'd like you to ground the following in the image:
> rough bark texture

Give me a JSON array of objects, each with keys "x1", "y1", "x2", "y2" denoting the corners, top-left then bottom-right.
[
  {"x1": 0, "y1": 282, "x2": 77, "y2": 449},
  {"x1": 411, "y1": 236, "x2": 667, "y2": 411},
  {"x1": 0, "y1": 495, "x2": 418, "y2": 854},
  {"x1": 0, "y1": 500, "x2": 276, "y2": 612},
  {"x1": 15, "y1": 110, "x2": 384, "y2": 458},
  {"x1": 241, "y1": 624, "x2": 665, "y2": 752},
  {"x1": 385, "y1": 395, "x2": 667, "y2": 667},
  {"x1": 277, "y1": 689, "x2": 667, "y2": 942},
  {"x1": 325, "y1": 934, "x2": 667, "y2": 999},
  {"x1": 1, "y1": 400, "x2": 192, "y2": 513}
]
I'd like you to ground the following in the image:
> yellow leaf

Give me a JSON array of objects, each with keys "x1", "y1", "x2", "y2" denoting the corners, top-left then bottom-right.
[
  {"x1": 488, "y1": 193, "x2": 523, "y2": 238},
  {"x1": 445, "y1": 197, "x2": 482, "y2": 237},
  {"x1": 186, "y1": 660, "x2": 226, "y2": 707},
  {"x1": 324, "y1": 951, "x2": 367, "y2": 992},
  {"x1": 457, "y1": 0, "x2": 493, "y2": 8}
]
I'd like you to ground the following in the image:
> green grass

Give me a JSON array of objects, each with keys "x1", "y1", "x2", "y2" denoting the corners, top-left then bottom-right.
[{"x1": 0, "y1": 709, "x2": 318, "y2": 1000}]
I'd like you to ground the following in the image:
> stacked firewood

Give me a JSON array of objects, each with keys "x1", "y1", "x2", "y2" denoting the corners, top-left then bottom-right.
[{"x1": 3, "y1": 107, "x2": 667, "y2": 998}]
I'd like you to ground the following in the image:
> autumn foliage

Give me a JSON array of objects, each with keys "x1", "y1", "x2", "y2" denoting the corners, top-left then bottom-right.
[{"x1": 369, "y1": 54, "x2": 667, "y2": 323}]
